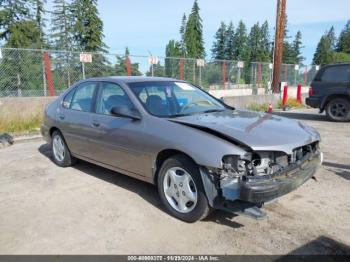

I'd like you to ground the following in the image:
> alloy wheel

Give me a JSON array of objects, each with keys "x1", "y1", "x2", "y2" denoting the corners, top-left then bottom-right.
[
  {"x1": 330, "y1": 102, "x2": 347, "y2": 118},
  {"x1": 52, "y1": 135, "x2": 65, "y2": 162}
]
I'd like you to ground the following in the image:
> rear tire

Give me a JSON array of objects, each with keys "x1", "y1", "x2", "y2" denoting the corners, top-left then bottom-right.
[
  {"x1": 325, "y1": 98, "x2": 350, "y2": 122},
  {"x1": 51, "y1": 130, "x2": 77, "y2": 167},
  {"x1": 157, "y1": 154, "x2": 211, "y2": 222}
]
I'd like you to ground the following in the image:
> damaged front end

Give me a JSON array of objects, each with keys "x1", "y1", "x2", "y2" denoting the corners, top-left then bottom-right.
[{"x1": 200, "y1": 141, "x2": 322, "y2": 219}]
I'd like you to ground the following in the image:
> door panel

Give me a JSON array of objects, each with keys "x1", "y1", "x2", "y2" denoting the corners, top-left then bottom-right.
[
  {"x1": 88, "y1": 82, "x2": 148, "y2": 176},
  {"x1": 89, "y1": 115, "x2": 148, "y2": 176},
  {"x1": 57, "y1": 82, "x2": 98, "y2": 159},
  {"x1": 60, "y1": 109, "x2": 96, "y2": 158}
]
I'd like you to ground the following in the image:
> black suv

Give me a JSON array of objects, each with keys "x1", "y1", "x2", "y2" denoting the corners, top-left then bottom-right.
[{"x1": 306, "y1": 63, "x2": 350, "y2": 121}]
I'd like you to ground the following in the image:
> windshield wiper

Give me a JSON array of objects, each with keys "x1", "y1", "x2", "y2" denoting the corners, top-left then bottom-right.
[
  {"x1": 168, "y1": 109, "x2": 226, "y2": 118},
  {"x1": 168, "y1": 113, "x2": 192, "y2": 118},
  {"x1": 202, "y1": 109, "x2": 226, "y2": 114}
]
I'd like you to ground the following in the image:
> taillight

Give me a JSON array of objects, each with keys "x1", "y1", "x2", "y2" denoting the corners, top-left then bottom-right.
[{"x1": 309, "y1": 86, "x2": 313, "y2": 97}]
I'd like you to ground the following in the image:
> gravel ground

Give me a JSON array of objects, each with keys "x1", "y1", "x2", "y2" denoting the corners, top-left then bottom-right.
[{"x1": 0, "y1": 108, "x2": 349, "y2": 254}]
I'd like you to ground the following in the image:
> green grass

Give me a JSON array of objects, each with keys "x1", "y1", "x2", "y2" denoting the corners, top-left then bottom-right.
[
  {"x1": 0, "y1": 114, "x2": 42, "y2": 134},
  {"x1": 0, "y1": 100, "x2": 44, "y2": 135},
  {"x1": 277, "y1": 98, "x2": 305, "y2": 109},
  {"x1": 247, "y1": 98, "x2": 305, "y2": 112},
  {"x1": 246, "y1": 102, "x2": 270, "y2": 112}
]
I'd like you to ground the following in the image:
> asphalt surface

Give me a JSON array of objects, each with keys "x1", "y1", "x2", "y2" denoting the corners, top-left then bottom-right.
[{"x1": 0, "y1": 108, "x2": 349, "y2": 254}]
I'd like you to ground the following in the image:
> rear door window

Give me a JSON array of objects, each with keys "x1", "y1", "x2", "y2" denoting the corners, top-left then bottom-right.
[
  {"x1": 62, "y1": 89, "x2": 75, "y2": 109},
  {"x1": 321, "y1": 66, "x2": 350, "y2": 82},
  {"x1": 70, "y1": 82, "x2": 97, "y2": 112}
]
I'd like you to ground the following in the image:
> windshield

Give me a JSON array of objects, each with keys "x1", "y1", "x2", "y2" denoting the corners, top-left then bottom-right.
[{"x1": 128, "y1": 81, "x2": 226, "y2": 117}]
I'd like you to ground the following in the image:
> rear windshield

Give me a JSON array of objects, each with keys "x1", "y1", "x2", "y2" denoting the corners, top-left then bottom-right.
[{"x1": 319, "y1": 65, "x2": 350, "y2": 82}]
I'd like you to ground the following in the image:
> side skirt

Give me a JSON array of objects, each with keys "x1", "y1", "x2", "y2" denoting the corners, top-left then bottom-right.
[{"x1": 71, "y1": 153, "x2": 153, "y2": 184}]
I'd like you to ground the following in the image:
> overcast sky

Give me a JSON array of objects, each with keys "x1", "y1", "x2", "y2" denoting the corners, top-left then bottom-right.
[{"x1": 48, "y1": 0, "x2": 350, "y2": 64}]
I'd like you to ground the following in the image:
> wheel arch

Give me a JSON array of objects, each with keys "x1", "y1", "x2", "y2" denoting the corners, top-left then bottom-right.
[
  {"x1": 153, "y1": 149, "x2": 197, "y2": 184},
  {"x1": 49, "y1": 126, "x2": 60, "y2": 137},
  {"x1": 321, "y1": 94, "x2": 350, "y2": 111}
]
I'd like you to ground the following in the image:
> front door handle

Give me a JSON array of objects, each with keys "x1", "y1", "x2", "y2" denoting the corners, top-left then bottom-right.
[{"x1": 92, "y1": 121, "x2": 100, "y2": 127}]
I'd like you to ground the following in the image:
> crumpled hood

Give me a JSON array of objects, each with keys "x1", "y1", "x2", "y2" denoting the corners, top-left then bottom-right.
[{"x1": 169, "y1": 109, "x2": 321, "y2": 154}]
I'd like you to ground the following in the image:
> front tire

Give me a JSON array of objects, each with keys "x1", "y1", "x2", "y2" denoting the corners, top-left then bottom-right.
[
  {"x1": 157, "y1": 155, "x2": 211, "y2": 222},
  {"x1": 325, "y1": 98, "x2": 350, "y2": 122},
  {"x1": 51, "y1": 130, "x2": 77, "y2": 167}
]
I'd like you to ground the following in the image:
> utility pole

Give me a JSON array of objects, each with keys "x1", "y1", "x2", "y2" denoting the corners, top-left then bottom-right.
[{"x1": 271, "y1": 0, "x2": 287, "y2": 93}]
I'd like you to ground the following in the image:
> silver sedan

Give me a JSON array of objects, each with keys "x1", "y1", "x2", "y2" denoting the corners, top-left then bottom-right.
[{"x1": 41, "y1": 77, "x2": 322, "y2": 222}]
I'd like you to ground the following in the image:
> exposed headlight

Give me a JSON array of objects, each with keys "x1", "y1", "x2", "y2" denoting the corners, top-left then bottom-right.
[
  {"x1": 223, "y1": 151, "x2": 291, "y2": 177},
  {"x1": 222, "y1": 155, "x2": 249, "y2": 177}
]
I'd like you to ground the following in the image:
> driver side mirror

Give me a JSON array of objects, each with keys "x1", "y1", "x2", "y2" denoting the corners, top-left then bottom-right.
[{"x1": 111, "y1": 106, "x2": 141, "y2": 121}]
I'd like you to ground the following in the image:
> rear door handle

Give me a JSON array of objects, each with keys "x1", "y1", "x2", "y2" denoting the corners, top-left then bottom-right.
[{"x1": 59, "y1": 114, "x2": 65, "y2": 120}]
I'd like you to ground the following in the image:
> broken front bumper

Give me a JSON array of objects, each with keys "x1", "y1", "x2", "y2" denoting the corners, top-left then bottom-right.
[
  {"x1": 200, "y1": 150, "x2": 322, "y2": 219},
  {"x1": 240, "y1": 151, "x2": 321, "y2": 204}
]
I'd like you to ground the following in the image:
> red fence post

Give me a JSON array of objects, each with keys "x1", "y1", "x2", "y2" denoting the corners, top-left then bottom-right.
[
  {"x1": 222, "y1": 61, "x2": 227, "y2": 89},
  {"x1": 282, "y1": 84, "x2": 288, "y2": 106},
  {"x1": 179, "y1": 58, "x2": 184, "y2": 80},
  {"x1": 297, "y1": 84, "x2": 302, "y2": 104},
  {"x1": 43, "y1": 52, "x2": 54, "y2": 96},
  {"x1": 125, "y1": 56, "x2": 132, "y2": 76}
]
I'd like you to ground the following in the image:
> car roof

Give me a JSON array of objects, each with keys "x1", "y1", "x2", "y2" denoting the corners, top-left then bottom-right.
[
  {"x1": 322, "y1": 63, "x2": 350, "y2": 68},
  {"x1": 84, "y1": 76, "x2": 181, "y2": 83}
]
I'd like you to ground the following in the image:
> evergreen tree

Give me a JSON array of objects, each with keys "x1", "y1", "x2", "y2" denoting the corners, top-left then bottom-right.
[
  {"x1": 247, "y1": 23, "x2": 261, "y2": 62},
  {"x1": 35, "y1": 0, "x2": 45, "y2": 27},
  {"x1": 34, "y1": 0, "x2": 46, "y2": 47},
  {"x1": 224, "y1": 21, "x2": 235, "y2": 60},
  {"x1": 70, "y1": 0, "x2": 107, "y2": 52},
  {"x1": 313, "y1": 28, "x2": 336, "y2": 65},
  {"x1": 50, "y1": 0, "x2": 77, "y2": 88},
  {"x1": 233, "y1": 20, "x2": 248, "y2": 61},
  {"x1": 115, "y1": 48, "x2": 142, "y2": 76},
  {"x1": 165, "y1": 40, "x2": 182, "y2": 77},
  {"x1": 165, "y1": 40, "x2": 182, "y2": 57},
  {"x1": 282, "y1": 16, "x2": 295, "y2": 64},
  {"x1": 292, "y1": 31, "x2": 304, "y2": 64},
  {"x1": 184, "y1": 0, "x2": 205, "y2": 58},
  {"x1": 336, "y1": 20, "x2": 350, "y2": 54},
  {"x1": 70, "y1": 0, "x2": 112, "y2": 78},
  {"x1": 332, "y1": 52, "x2": 350, "y2": 63},
  {"x1": 258, "y1": 21, "x2": 271, "y2": 62},
  {"x1": 327, "y1": 26, "x2": 337, "y2": 49},
  {"x1": 179, "y1": 13, "x2": 187, "y2": 55},
  {"x1": 244, "y1": 23, "x2": 261, "y2": 86},
  {"x1": 50, "y1": 0, "x2": 74, "y2": 50},
  {"x1": 0, "y1": 0, "x2": 48, "y2": 94},
  {"x1": 0, "y1": 0, "x2": 33, "y2": 41},
  {"x1": 211, "y1": 22, "x2": 226, "y2": 60},
  {"x1": 245, "y1": 22, "x2": 271, "y2": 86},
  {"x1": 146, "y1": 62, "x2": 165, "y2": 77},
  {"x1": 5, "y1": 20, "x2": 42, "y2": 48},
  {"x1": 0, "y1": 19, "x2": 44, "y2": 94},
  {"x1": 282, "y1": 42, "x2": 295, "y2": 64}
]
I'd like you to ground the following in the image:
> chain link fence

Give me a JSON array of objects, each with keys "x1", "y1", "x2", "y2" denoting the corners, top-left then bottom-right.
[{"x1": 0, "y1": 47, "x2": 319, "y2": 97}]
